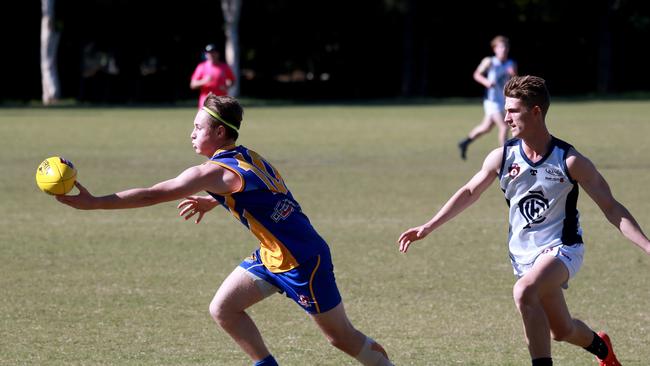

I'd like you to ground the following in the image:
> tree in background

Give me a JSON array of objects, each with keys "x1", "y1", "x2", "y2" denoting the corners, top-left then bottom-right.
[
  {"x1": 13, "y1": 0, "x2": 648, "y2": 103},
  {"x1": 222, "y1": 0, "x2": 242, "y2": 97},
  {"x1": 40, "y1": 0, "x2": 60, "y2": 105}
]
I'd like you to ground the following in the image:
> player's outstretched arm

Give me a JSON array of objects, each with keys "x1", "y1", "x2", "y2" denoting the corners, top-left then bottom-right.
[
  {"x1": 56, "y1": 163, "x2": 239, "y2": 211},
  {"x1": 178, "y1": 195, "x2": 219, "y2": 224},
  {"x1": 398, "y1": 148, "x2": 502, "y2": 253},
  {"x1": 568, "y1": 150, "x2": 650, "y2": 255}
]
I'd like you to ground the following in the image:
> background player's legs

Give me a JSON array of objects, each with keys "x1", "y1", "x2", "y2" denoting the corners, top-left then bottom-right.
[
  {"x1": 459, "y1": 114, "x2": 496, "y2": 160},
  {"x1": 490, "y1": 112, "x2": 508, "y2": 146},
  {"x1": 468, "y1": 114, "x2": 496, "y2": 140},
  {"x1": 311, "y1": 302, "x2": 392, "y2": 365},
  {"x1": 209, "y1": 267, "x2": 274, "y2": 362}
]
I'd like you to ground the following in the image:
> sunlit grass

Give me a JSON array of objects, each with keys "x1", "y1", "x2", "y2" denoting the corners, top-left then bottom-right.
[{"x1": 1, "y1": 100, "x2": 649, "y2": 365}]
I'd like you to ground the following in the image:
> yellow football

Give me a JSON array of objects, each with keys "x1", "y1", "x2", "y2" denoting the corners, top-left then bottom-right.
[{"x1": 35, "y1": 156, "x2": 77, "y2": 195}]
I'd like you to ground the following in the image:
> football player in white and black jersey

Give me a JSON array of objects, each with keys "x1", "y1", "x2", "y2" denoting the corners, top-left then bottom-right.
[{"x1": 399, "y1": 75, "x2": 650, "y2": 366}]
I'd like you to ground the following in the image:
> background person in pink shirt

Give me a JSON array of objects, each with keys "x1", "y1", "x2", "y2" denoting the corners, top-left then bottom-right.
[{"x1": 190, "y1": 44, "x2": 236, "y2": 108}]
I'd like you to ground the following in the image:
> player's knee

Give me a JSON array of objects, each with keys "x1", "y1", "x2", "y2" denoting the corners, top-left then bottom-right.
[
  {"x1": 208, "y1": 298, "x2": 228, "y2": 326},
  {"x1": 208, "y1": 300, "x2": 220, "y2": 321},
  {"x1": 512, "y1": 280, "x2": 539, "y2": 309}
]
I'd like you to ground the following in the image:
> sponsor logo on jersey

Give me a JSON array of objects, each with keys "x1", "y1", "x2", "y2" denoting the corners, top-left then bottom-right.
[
  {"x1": 545, "y1": 176, "x2": 565, "y2": 183},
  {"x1": 544, "y1": 168, "x2": 566, "y2": 183},
  {"x1": 545, "y1": 168, "x2": 563, "y2": 176}
]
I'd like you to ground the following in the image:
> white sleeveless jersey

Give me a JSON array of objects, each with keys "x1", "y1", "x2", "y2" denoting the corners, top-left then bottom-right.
[{"x1": 499, "y1": 137, "x2": 583, "y2": 265}]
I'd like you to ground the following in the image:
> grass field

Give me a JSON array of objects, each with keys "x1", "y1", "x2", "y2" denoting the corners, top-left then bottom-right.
[{"x1": 1, "y1": 100, "x2": 649, "y2": 365}]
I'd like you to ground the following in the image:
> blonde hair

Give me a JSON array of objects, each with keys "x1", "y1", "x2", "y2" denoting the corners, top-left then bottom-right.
[
  {"x1": 203, "y1": 93, "x2": 244, "y2": 140},
  {"x1": 491, "y1": 35, "x2": 510, "y2": 49}
]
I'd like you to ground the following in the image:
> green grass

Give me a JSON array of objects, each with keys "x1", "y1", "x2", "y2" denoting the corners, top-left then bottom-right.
[{"x1": 1, "y1": 101, "x2": 650, "y2": 365}]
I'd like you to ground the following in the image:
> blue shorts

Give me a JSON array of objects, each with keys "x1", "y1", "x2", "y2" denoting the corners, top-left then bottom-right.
[{"x1": 239, "y1": 248, "x2": 342, "y2": 314}]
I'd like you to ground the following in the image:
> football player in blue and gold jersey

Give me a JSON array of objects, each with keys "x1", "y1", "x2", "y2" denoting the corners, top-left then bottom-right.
[{"x1": 56, "y1": 93, "x2": 393, "y2": 366}]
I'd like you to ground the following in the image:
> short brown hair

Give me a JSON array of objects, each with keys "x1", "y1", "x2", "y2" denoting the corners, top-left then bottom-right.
[
  {"x1": 504, "y1": 75, "x2": 551, "y2": 117},
  {"x1": 203, "y1": 93, "x2": 243, "y2": 140}
]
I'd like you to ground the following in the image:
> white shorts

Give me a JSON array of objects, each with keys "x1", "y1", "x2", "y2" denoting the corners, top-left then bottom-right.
[
  {"x1": 511, "y1": 244, "x2": 584, "y2": 288},
  {"x1": 483, "y1": 99, "x2": 505, "y2": 117}
]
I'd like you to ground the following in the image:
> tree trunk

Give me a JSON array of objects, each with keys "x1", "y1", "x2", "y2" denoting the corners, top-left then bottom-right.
[
  {"x1": 41, "y1": 0, "x2": 61, "y2": 105},
  {"x1": 221, "y1": 0, "x2": 242, "y2": 97}
]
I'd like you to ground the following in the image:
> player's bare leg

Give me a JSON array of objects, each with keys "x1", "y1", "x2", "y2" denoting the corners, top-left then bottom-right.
[
  {"x1": 541, "y1": 283, "x2": 621, "y2": 365},
  {"x1": 209, "y1": 267, "x2": 273, "y2": 362},
  {"x1": 541, "y1": 286, "x2": 593, "y2": 347},
  {"x1": 512, "y1": 255, "x2": 570, "y2": 359},
  {"x1": 311, "y1": 302, "x2": 393, "y2": 365}
]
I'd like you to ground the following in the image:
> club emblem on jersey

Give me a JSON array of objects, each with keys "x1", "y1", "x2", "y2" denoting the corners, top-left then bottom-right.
[
  {"x1": 508, "y1": 163, "x2": 521, "y2": 178},
  {"x1": 518, "y1": 190, "x2": 549, "y2": 229},
  {"x1": 271, "y1": 199, "x2": 298, "y2": 222}
]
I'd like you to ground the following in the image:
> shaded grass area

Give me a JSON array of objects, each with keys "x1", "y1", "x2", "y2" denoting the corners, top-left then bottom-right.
[{"x1": 1, "y1": 100, "x2": 649, "y2": 365}]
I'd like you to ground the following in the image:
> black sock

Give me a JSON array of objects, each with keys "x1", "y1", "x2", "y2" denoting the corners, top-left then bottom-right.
[
  {"x1": 460, "y1": 137, "x2": 472, "y2": 146},
  {"x1": 584, "y1": 332, "x2": 608, "y2": 359},
  {"x1": 532, "y1": 357, "x2": 553, "y2": 366}
]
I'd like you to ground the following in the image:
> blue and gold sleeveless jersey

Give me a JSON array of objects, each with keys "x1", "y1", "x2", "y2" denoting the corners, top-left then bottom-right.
[{"x1": 207, "y1": 145, "x2": 329, "y2": 273}]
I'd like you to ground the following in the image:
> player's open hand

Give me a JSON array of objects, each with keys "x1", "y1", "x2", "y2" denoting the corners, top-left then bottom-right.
[
  {"x1": 397, "y1": 225, "x2": 430, "y2": 253},
  {"x1": 177, "y1": 195, "x2": 217, "y2": 224},
  {"x1": 55, "y1": 181, "x2": 96, "y2": 210}
]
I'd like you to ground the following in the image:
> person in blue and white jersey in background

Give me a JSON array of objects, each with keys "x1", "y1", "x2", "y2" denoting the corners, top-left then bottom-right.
[{"x1": 459, "y1": 35, "x2": 517, "y2": 160}]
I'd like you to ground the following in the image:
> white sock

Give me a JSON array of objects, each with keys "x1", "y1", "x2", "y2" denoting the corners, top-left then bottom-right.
[{"x1": 355, "y1": 337, "x2": 393, "y2": 366}]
